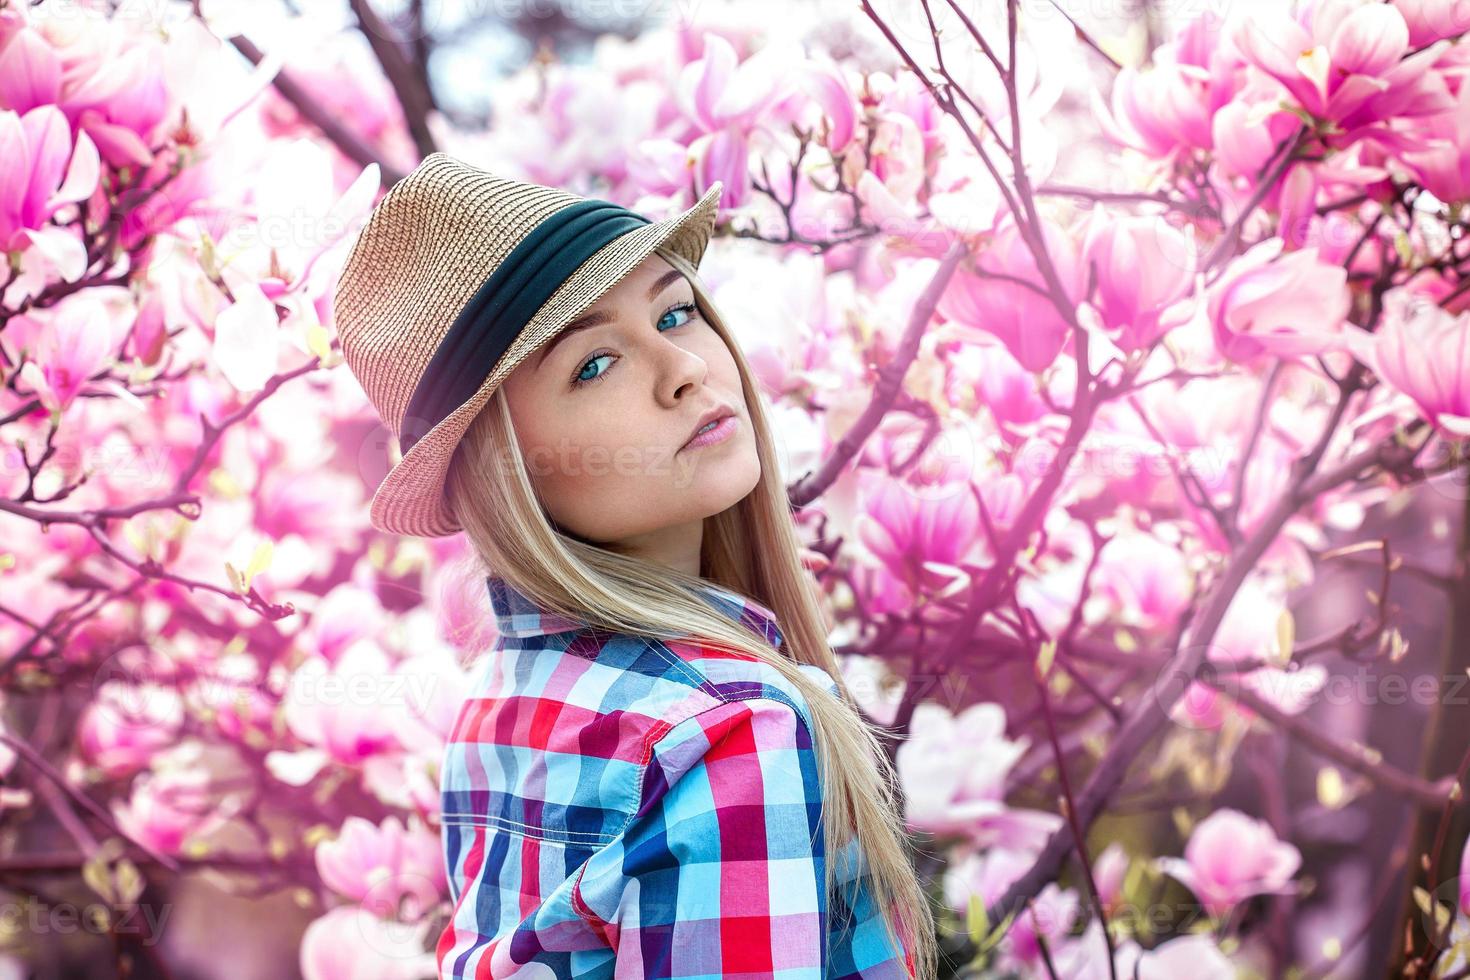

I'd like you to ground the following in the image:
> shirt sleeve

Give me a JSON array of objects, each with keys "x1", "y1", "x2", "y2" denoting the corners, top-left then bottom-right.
[{"x1": 571, "y1": 696, "x2": 831, "y2": 979}]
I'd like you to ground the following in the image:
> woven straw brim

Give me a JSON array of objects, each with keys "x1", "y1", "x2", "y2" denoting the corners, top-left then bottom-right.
[{"x1": 367, "y1": 181, "x2": 724, "y2": 538}]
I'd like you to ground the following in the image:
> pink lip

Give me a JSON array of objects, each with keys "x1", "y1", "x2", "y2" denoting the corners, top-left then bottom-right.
[{"x1": 679, "y1": 413, "x2": 737, "y2": 452}]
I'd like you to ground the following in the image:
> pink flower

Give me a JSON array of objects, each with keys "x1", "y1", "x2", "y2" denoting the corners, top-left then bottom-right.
[
  {"x1": 1137, "y1": 934, "x2": 1235, "y2": 979},
  {"x1": 1156, "y1": 808, "x2": 1301, "y2": 918},
  {"x1": 939, "y1": 212, "x2": 1083, "y2": 372},
  {"x1": 1173, "y1": 578, "x2": 1328, "y2": 730},
  {"x1": 1229, "y1": 1, "x2": 1455, "y2": 152},
  {"x1": 897, "y1": 703, "x2": 1063, "y2": 852},
  {"x1": 1210, "y1": 93, "x2": 1305, "y2": 181},
  {"x1": 1092, "y1": 842, "x2": 1129, "y2": 915},
  {"x1": 676, "y1": 33, "x2": 801, "y2": 210},
  {"x1": 1351, "y1": 288, "x2": 1470, "y2": 437},
  {"x1": 192, "y1": 654, "x2": 275, "y2": 743},
  {"x1": 1091, "y1": 10, "x2": 1244, "y2": 159},
  {"x1": 678, "y1": 32, "x2": 795, "y2": 135},
  {"x1": 1080, "y1": 210, "x2": 1197, "y2": 352},
  {"x1": 0, "y1": 27, "x2": 60, "y2": 112},
  {"x1": 315, "y1": 815, "x2": 446, "y2": 918},
  {"x1": 943, "y1": 846, "x2": 1027, "y2": 918},
  {"x1": 283, "y1": 641, "x2": 402, "y2": 766},
  {"x1": 1004, "y1": 883, "x2": 1079, "y2": 971},
  {"x1": 780, "y1": 61, "x2": 856, "y2": 153},
  {"x1": 0, "y1": 103, "x2": 99, "y2": 254},
  {"x1": 77, "y1": 683, "x2": 185, "y2": 779},
  {"x1": 111, "y1": 768, "x2": 230, "y2": 856},
  {"x1": 59, "y1": 38, "x2": 171, "y2": 168},
  {"x1": 948, "y1": 339, "x2": 1051, "y2": 429},
  {"x1": 0, "y1": 24, "x2": 172, "y2": 167},
  {"x1": 427, "y1": 559, "x2": 499, "y2": 656},
  {"x1": 854, "y1": 468, "x2": 980, "y2": 599},
  {"x1": 1395, "y1": 0, "x2": 1470, "y2": 46},
  {"x1": 299, "y1": 906, "x2": 437, "y2": 980},
  {"x1": 301, "y1": 585, "x2": 389, "y2": 666},
  {"x1": 1205, "y1": 238, "x2": 1351, "y2": 364},
  {"x1": 1093, "y1": 531, "x2": 1193, "y2": 631},
  {"x1": 13, "y1": 291, "x2": 128, "y2": 414},
  {"x1": 1400, "y1": 78, "x2": 1470, "y2": 205}
]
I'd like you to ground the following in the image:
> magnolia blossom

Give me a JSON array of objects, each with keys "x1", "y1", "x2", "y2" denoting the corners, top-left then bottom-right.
[
  {"x1": 1090, "y1": 10, "x2": 1244, "y2": 158},
  {"x1": 1395, "y1": 0, "x2": 1470, "y2": 45},
  {"x1": 1156, "y1": 808, "x2": 1302, "y2": 918},
  {"x1": 362, "y1": 751, "x2": 441, "y2": 817},
  {"x1": 1004, "y1": 883, "x2": 1080, "y2": 973},
  {"x1": 1349, "y1": 289, "x2": 1470, "y2": 437},
  {"x1": 676, "y1": 33, "x2": 803, "y2": 209},
  {"x1": 427, "y1": 559, "x2": 500, "y2": 657},
  {"x1": 897, "y1": 702, "x2": 1062, "y2": 851},
  {"x1": 1229, "y1": 0, "x2": 1454, "y2": 151},
  {"x1": 189, "y1": 652, "x2": 275, "y2": 743},
  {"x1": 283, "y1": 640, "x2": 403, "y2": 768},
  {"x1": 0, "y1": 24, "x2": 173, "y2": 167},
  {"x1": 1092, "y1": 842, "x2": 1129, "y2": 915},
  {"x1": 1092, "y1": 530, "x2": 1194, "y2": 632},
  {"x1": 1399, "y1": 74, "x2": 1470, "y2": 207},
  {"x1": 943, "y1": 845, "x2": 1034, "y2": 917},
  {"x1": 299, "y1": 906, "x2": 438, "y2": 980},
  {"x1": 302, "y1": 583, "x2": 391, "y2": 666},
  {"x1": 938, "y1": 212, "x2": 1083, "y2": 372},
  {"x1": 942, "y1": 845, "x2": 1079, "y2": 974},
  {"x1": 945, "y1": 337, "x2": 1051, "y2": 428},
  {"x1": 1205, "y1": 238, "x2": 1351, "y2": 363},
  {"x1": 836, "y1": 654, "x2": 904, "y2": 727},
  {"x1": 1079, "y1": 209, "x2": 1197, "y2": 352},
  {"x1": 77, "y1": 683, "x2": 186, "y2": 779},
  {"x1": 315, "y1": 815, "x2": 446, "y2": 918},
  {"x1": 0, "y1": 103, "x2": 99, "y2": 276},
  {"x1": 12, "y1": 290, "x2": 132, "y2": 414},
  {"x1": 854, "y1": 467, "x2": 981, "y2": 609},
  {"x1": 111, "y1": 768, "x2": 231, "y2": 856}
]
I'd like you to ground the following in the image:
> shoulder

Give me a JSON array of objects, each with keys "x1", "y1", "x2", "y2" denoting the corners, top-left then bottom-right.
[
  {"x1": 640, "y1": 633, "x2": 840, "y2": 737},
  {"x1": 508, "y1": 624, "x2": 836, "y2": 734},
  {"x1": 440, "y1": 630, "x2": 838, "y2": 831}
]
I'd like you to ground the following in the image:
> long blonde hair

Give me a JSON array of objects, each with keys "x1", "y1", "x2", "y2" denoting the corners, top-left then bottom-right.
[{"x1": 442, "y1": 245, "x2": 938, "y2": 978}]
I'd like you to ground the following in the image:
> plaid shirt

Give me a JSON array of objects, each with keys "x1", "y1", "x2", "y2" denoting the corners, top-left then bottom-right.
[{"x1": 436, "y1": 574, "x2": 915, "y2": 979}]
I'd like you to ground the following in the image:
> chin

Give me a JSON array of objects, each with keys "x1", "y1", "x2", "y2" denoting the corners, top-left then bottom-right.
[{"x1": 677, "y1": 442, "x2": 761, "y2": 505}]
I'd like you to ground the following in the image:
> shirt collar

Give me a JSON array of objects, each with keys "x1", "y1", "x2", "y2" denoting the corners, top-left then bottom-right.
[{"x1": 485, "y1": 573, "x2": 784, "y2": 650}]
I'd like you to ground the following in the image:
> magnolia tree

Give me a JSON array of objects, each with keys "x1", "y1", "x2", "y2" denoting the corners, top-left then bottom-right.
[{"x1": 2, "y1": 0, "x2": 1470, "y2": 976}]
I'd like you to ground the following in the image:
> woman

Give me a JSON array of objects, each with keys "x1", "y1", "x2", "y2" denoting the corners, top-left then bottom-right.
[{"x1": 333, "y1": 153, "x2": 938, "y2": 978}]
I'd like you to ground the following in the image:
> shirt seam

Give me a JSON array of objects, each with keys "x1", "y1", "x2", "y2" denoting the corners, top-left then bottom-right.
[
  {"x1": 441, "y1": 812, "x2": 615, "y2": 845},
  {"x1": 644, "y1": 636, "x2": 719, "y2": 692}
]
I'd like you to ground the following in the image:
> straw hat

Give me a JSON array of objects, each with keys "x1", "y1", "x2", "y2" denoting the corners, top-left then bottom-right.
[{"x1": 332, "y1": 152, "x2": 725, "y2": 538}]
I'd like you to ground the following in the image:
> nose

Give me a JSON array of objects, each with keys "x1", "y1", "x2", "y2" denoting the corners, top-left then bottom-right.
[{"x1": 658, "y1": 337, "x2": 710, "y2": 406}]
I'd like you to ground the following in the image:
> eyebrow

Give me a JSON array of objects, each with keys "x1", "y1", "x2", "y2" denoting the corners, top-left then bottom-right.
[{"x1": 534, "y1": 268, "x2": 689, "y2": 371}]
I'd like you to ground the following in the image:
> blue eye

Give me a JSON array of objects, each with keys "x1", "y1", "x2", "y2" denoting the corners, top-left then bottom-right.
[
  {"x1": 657, "y1": 302, "x2": 696, "y2": 332},
  {"x1": 570, "y1": 301, "x2": 700, "y2": 389}
]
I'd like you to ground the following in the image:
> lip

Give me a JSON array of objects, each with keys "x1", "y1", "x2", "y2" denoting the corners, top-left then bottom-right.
[{"x1": 680, "y1": 405, "x2": 738, "y2": 451}]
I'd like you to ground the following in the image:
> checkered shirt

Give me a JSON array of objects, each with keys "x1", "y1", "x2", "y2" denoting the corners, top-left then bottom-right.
[{"x1": 435, "y1": 574, "x2": 915, "y2": 978}]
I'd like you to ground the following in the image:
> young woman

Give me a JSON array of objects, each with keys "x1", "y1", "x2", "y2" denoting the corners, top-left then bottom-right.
[{"x1": 333, "y1": 153, "x2": 938, "y2": 978}]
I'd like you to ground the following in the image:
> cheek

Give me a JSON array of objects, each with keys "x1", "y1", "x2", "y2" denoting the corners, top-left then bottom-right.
[
  {"x1": 518, "y1": 413, "x2": 659, "y2": 494},
  {"x1": 697, "y1": 332, "x2": 745, "y2": 396}
]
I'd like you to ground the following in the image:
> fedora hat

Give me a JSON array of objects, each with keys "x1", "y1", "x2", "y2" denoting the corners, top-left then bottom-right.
[{"x1": 332, "y1": 152, "x2": 725, "y2": 538}]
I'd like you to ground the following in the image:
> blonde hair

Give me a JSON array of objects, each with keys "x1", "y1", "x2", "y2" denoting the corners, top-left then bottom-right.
[{"x1": 442, "y1": 245, "x2": 938, "y2": 978}]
